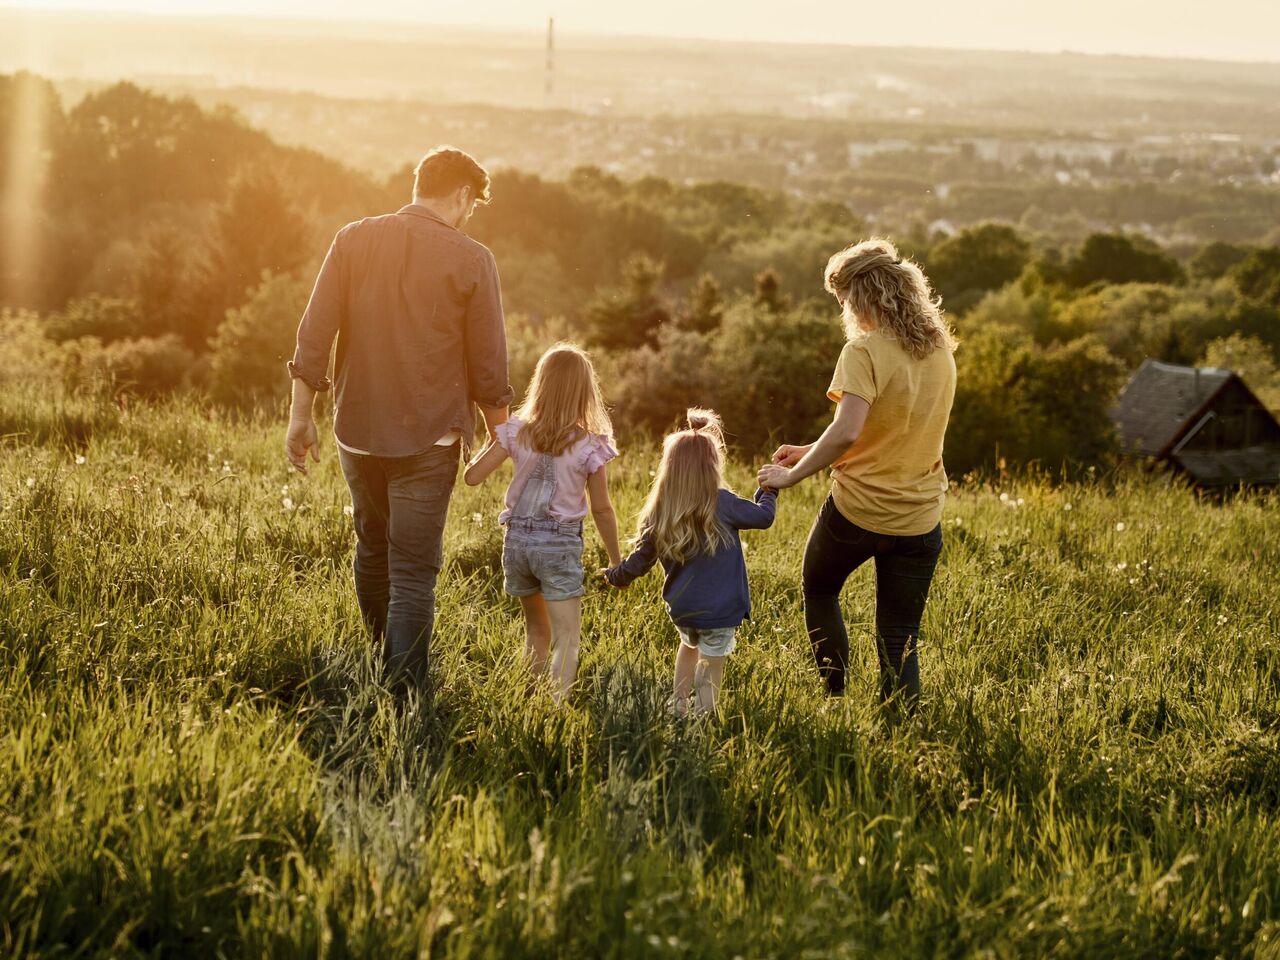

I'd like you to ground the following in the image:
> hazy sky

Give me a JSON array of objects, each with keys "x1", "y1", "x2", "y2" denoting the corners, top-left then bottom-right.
[{"x1": 8, "y1": 0, "x2": 1280, "y2": 62}]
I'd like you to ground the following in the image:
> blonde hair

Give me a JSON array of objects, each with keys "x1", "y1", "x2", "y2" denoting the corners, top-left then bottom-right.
[
  {"x1": 824, "y1": 237, "x2": 958, "y2": 359},
  {"x1": 515, "y1": 342, "x2": 613, "y2": 456},
  {"x1": 635, "y1": 408, "x2": 732, "y2": 565}
]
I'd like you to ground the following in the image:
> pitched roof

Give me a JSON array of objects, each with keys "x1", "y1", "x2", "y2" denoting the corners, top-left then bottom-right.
[
  {"x1": 1172, "y1": 447, "x2": 1280, "y2": 486},
  {"x1": 1111, "y1": 359, "x2": 1233, "y2": 457}
]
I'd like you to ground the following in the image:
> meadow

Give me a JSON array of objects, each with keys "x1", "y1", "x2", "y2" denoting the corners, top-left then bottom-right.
[{"x1": 1, "y1": 388, "x2": 1278, "y2": 958}]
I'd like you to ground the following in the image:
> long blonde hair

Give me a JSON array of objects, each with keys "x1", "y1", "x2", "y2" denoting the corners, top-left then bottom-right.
[
  {"x1": 824, "y1": 237, "x2": 958, "y2": 359},
  {"x1": 636, "y1": 408, "x2": 732, "y2": 564},
  {"x1": 515, "y1": 342, "x2": 613, "y2": 455}
]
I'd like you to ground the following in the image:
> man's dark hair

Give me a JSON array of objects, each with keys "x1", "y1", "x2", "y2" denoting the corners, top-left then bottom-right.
[{"x1": 413, "y1": 146, "x2": 491, "y2": 204}]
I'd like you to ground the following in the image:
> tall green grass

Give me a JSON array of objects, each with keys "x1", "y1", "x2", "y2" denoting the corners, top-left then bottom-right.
[{"x1": 1, "y1": 388, "x2": 1277, "y2": 957}]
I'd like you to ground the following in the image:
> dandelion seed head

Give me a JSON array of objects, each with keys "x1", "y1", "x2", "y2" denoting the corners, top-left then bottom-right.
[
  {"x1": 282, "y1": 497, "x2": 295, "y2": 511},
  {"x1": 1115, "y1": 522, "x2": 1126, "y2": 532}
]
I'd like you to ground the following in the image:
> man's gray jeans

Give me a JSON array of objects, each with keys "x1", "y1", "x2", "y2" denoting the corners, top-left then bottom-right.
[{"x1": 338, "y1": 442, "x2": 459, "y2": 686}]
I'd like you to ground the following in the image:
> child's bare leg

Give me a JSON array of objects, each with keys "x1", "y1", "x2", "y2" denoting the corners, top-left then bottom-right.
[
  {"x1": 692, "y1": 655, "x2": 727, "y2": 714},
  {"x1": 545, "y1": 597, "x2": 582, "y2": 702},
  {"x1": 672, "y1": 642, "x2": 700, "y2": 717},
  {"x1": 519, "y1": 593, "x2": 552, "y2": 680}
]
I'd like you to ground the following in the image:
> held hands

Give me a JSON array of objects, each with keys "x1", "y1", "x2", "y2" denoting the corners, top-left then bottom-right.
[
  {"x1": 285, "y1": 417, "x2": 320, "y2": 475},
  {"x1": 597, "y1": 568, "x2": 628, "y2": 590},
  {"x1": 771, "y1": 443, "x2": 806, "y2": 467},
  {"x1": 758, "y1": 441, "x2": 810, "y2": 490},
  {"x1": 757, "y1": 463, "x2": 796, "y2": 490}
]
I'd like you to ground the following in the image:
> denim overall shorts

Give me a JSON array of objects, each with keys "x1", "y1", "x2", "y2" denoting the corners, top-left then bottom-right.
[{"x1": 502, "y1": 451, "x2": 586, "y2": 601}]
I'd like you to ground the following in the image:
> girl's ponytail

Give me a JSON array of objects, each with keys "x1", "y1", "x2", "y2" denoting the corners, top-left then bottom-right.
[{"x1": 685, "y1": 408, "x2": 724, "y2": 446}]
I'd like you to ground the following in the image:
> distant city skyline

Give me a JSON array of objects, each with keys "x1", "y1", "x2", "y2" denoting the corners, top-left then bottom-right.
[{"x1": 5, "y1": 0, "x2": 1280, "y2": 63}]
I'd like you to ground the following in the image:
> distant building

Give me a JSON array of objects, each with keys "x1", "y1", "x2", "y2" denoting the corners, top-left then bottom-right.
[{"x1": 1111, "y1": 359, "x2": 1280, "y2": 487}]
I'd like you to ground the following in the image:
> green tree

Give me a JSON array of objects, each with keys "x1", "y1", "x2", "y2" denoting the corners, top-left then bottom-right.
[
  {"x1": 1064, "y1": 233, "x2": 1185, "y2": 288},
  {"x1": 1229, "y1": 246, "x2": 1280, "y2": 307},
  {"x1": 583, "y1": 255, "x2": 671, "y2": 351},
  {"x1": 1189, "y1": 241, "x2": 1250, "y2": 281},
  {"x1": 208, "y1": 273, "x2": 310, "y2": 408},
  {"x1": 926, "y1": 223, "x2": 1030, "y2": 312},
  {"x1": 752, "y1": 269, "x2": 790, "y2": 314},
  {"x1": 676, "y1": 274, "x2": 724, "y2": 333},
  {"x1": 1198, "y1": 333, "x2": 1280, "y2": 412},
  {"x1": 198, "y1": 171, "x2": 311, "y2": 349}
]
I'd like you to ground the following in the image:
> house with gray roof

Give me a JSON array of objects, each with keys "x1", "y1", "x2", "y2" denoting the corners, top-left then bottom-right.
[{"x1": 1111, "y1": 359, "x2": 1280, "y2": 487}]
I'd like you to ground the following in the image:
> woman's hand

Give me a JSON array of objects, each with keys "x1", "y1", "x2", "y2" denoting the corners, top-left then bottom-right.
[
  {"x1": 771, "y1": 443, "x2": 810, "y2": 467},
  {"x1": 757, "y1": 463, "x2": 796, "y2": 490}
]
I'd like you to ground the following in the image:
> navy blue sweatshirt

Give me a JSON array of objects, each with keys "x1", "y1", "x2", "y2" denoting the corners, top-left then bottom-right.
[{"x1": 605, "y1": 487, "x2": 777, "y2": 629}]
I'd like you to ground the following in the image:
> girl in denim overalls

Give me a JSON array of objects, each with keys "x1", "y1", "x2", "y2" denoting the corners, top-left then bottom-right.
[{"x1": 465, "y1": 343, "x2": 621, "y2": 700}]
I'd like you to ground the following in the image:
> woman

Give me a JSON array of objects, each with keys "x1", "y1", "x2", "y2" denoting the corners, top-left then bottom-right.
[{"x1": 758, "y1": 238, "x2": 957, "y2": 709}]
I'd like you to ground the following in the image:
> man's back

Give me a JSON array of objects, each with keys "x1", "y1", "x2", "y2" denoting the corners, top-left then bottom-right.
[{"x1": 290, "y1": 204, "x2": 512, "y2": 458}]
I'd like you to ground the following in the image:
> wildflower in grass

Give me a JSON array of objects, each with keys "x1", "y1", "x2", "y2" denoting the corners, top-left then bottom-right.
[
  {"x1": 1218, "y1": 614, "x2": 1228, "y2": 625},
  {"x1": 280, "y1": 484, "x2": 290, "y2": 495},
  {"x1": 222, "y1": 462, "x2": 232, "y2": 473},
  {"x1": 1115, "y1": 521, "x2": 1126, "y2": 531},
  {"x1": 25, "y1": 477, "x2": 34, "y2": 489},
  {"x1": 999, "y1": 492, "x2": 1009, "y2": 502},
  {"x1": 282, "y1": 497, "x2": 295, "y2": 511},
  {"x1": 75, "y1": 455, "x2": 86, "y2": 465},
  {"x1": 471, "y1": 512, "x2": 482, "y2": 523},
  {"x1": 1116, "y1": 561, "x2": 1128, "y2": 571},
  {"x1": 1064, "y1": 502, "x2": 1073, "y2": 511},
  {"x1": 343, "y1": 504, "x2": 354, "y2": 517}
]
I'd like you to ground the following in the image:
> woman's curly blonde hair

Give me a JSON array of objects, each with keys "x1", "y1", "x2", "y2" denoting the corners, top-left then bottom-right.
[{"x1": 824, "y1": 237, "x2": 958, "y2": 359}]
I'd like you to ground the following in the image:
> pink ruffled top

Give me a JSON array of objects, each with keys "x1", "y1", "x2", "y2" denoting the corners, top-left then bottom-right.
[{"x1": 495, "y1": 416, "x2": 619, "y2": 524}]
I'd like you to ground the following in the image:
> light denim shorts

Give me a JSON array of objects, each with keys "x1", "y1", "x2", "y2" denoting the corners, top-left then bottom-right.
[
  {"x1": 502, "y1": 526, "x2": 585, "y2": 602},
  {"x1": 677, "y1": 625, "x2": 738, "y2": 657}
]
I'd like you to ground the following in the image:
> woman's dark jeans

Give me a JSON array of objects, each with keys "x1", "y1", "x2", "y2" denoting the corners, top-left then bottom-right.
[
  {"x1": 803, "y1": 496, "x2": 943, "y2": 707},
  {"x1": 339, "y1": 442, "x2": 459, "y2": 687}
]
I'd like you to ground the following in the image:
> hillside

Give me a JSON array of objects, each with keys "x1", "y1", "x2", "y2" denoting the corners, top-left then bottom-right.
[{"x1": 1, "y1": 383, "x2": 1277, "y2": 955}]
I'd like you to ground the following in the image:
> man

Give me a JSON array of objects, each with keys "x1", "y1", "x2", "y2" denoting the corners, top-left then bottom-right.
[{"x1": 285, "y1": 146, "x2": 512, "y2": 687}]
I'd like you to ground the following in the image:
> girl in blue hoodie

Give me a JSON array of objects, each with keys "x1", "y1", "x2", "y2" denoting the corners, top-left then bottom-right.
[{"x1": 603, "y1": 409, "x2": 776, "y2": 715}]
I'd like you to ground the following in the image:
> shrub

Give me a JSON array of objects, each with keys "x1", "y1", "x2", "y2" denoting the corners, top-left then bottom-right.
[
  {"x1": 44, "y1": 295, "x2": 153, "y2": 343},
  {"x1": 948, "y1": 326, "x2": 1123, "y2": 475},
  {"x1": 208, "y1": 273, "x2": 310, "y2": 408}
]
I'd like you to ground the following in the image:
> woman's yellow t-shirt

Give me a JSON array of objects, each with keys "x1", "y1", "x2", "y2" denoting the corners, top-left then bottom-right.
[{"x1": 827, "y1": 331, "x2": 956, "y2": 536}]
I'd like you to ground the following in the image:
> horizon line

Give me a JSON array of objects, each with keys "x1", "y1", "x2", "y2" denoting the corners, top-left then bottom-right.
[{"x1": 4, "y1": 2, "x2": 1280, "y2": 68}]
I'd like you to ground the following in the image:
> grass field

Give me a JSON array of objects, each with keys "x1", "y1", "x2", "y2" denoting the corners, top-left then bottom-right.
[{"x1": 1, "y1": 390, "x2": 1278, "y2": 958}]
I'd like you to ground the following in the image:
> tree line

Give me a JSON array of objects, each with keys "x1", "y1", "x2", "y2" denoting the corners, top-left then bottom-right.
[{"x1": 2, "y1": 74, "x2": 1278, "y2": 476}]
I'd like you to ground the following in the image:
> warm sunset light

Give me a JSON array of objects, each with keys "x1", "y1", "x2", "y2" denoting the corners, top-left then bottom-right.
[
  {"x1": 3, "y1": 0, "x2": 1279, "y2": 955},
  {"x1": 5, "y1": 0, "x2": 1280, "y2": 60}
]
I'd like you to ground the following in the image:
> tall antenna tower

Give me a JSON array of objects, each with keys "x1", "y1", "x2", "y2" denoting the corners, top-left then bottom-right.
[{"x1": 544, "y1": 17, "x2": 555, "y2": 106}]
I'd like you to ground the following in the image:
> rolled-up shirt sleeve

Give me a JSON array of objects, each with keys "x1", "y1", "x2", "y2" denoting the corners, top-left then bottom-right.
[
  {"x1": 288, "y1": 229, "x2": 347, "y2": 392},
  {"x1": 463, "y1": 249, "x2": 515, "y2": 409}
]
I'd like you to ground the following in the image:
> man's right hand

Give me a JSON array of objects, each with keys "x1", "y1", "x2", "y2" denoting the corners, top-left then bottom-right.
[
  {"x1": 285, "y1": 417, "x2": 320, "y2": 474},
  {"x1": 772, "y1": 443, "x2": 808, "y2": 467}
]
